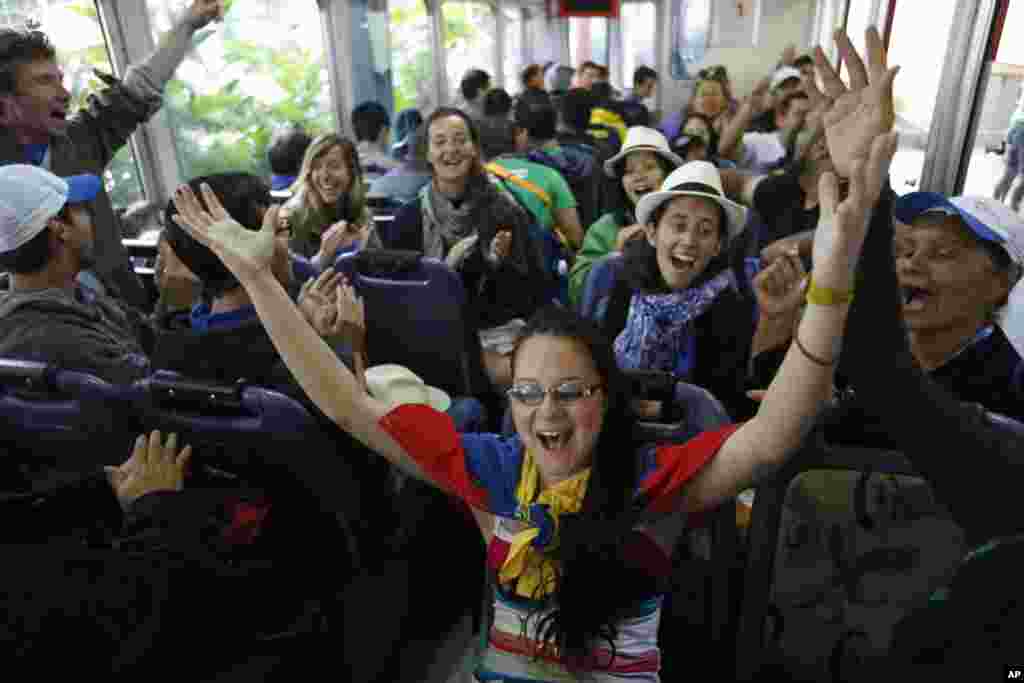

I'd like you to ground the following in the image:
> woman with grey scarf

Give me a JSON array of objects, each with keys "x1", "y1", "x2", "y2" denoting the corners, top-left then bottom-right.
[{"x1": 385, "y1": 108, "x2": 554, "y2": 361}]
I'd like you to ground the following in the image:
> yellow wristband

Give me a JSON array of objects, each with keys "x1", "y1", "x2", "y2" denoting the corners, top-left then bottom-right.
[{"x1": 805, "y1": 277, "x2": 854, "y2": 306}]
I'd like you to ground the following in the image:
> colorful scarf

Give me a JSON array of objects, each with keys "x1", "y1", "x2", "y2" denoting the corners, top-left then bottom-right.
[
  {"x1": 614, "y1": 270, "x2": 736, "y2": 374},
  {"x1": 498, "y1": 450, "x2": 591, "y2": 600}
]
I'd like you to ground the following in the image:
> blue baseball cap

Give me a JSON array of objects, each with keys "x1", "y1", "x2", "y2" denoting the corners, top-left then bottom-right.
[
  {"x1": 893, "y1": 192, "x2": 1024, "y2": 267},
  {"x1": 0, "y1": 165, "x2": 101, "y2": 253}
]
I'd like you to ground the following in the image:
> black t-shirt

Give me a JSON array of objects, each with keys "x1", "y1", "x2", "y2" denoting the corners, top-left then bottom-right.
[{"x1": 751, "y1": 167, "x2": 819, "y2": 250}]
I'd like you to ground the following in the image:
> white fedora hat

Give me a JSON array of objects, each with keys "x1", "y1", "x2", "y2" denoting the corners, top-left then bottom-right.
[
  {"x1": 604, "y1": 126, "x2": 683, "y2": 178},
  {"x1": 634, "y1": 161, "x2": 747, "y2": 240},
  {"x1": 365, "y1": 364, "x2": 451, "y2": 412}
]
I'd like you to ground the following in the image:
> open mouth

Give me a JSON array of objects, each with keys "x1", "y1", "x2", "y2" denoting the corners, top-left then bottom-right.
[
  {"x1": 669, "y1": 253, "x2": 697, "y2": 270},
  {"x1": 536, "y1": 428, "x2": 572, "y2": 451},
  {"x1": 50, "y1": 109, "x2": 67, "y2": 122},
  {"x1": 901, "y1": 285, "x2": 932, "y2": 312},
  {"x1": 631, "y1": 184, "x2": 654, "y2": 197}
]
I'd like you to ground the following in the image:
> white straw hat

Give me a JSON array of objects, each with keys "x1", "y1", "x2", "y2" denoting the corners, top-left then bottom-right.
[
  {"x1": 634, "y1": 161, "x2": 747, "y2": 240},
  {"x1": 603, "y1": 126, "x2": 683, "y2": 178},
  {"x1": 365, "y1": 364, "x2": 451, "y2": 412}
]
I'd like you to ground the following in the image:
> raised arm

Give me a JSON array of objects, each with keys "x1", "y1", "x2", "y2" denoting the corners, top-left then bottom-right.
[
  {"x1": 169, "y1": 185, "x2": 432, "y2": 484},
  {"x1": 72, "y1": 1, "x2": 224, "y2": 168},
  {"x1": 718, "y1": 77, "x2": 769, "y2": 162},
  {"x1": 681, "y1": 26, "x2": 900, "y2": 513},
  {"x1": 123, "y1": 0, "x2": 225, "y2": 100}
]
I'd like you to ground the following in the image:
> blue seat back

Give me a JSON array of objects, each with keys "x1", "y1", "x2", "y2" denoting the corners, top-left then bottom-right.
[
  {"x1": 579, "y1": 252, "x2": 624, "y2": 322},
  {"x1": 291, "y1": 254, "x2": 317, "y2": 285},
  {"x1": 987, "y1": 409, "x2": 1024, "y2": 437},
  {"x1": 0, "y1": 359, "x2": 137, "y2": 472},
  {"x1": 334, "y1": 249, "x2": 488, "y2": 398},
  {"x1": 131, "y1": 371, "x2": 319, "y2": 459},
  {"x1": 130, "y1": 371, "x2": 362, "y2": 569},
  {"x1": 633, "y1": 380, "x2": 731, "y2": 444}
]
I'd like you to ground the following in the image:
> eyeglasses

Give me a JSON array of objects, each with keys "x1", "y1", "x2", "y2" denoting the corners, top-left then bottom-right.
[{"x1": 506, "y1": 380, "x2": 603, "y2": 407}]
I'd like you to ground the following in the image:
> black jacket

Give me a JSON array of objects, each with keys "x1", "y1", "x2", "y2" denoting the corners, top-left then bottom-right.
[{"x1": 0, "y1": 471, "x2": 320, "y2": 678}]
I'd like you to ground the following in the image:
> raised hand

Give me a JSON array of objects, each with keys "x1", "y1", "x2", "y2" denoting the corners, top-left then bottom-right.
[
  {"x1": 809, "y1": 27, "x2": 899, "y2": 179},
  {"x1": 298, "y1": 267, "x2": 344, "y2": 336},
  {"x1": 186, "y1": 0, "x2": 225, "y2": 29},
  {"x1": 172, "y1": 183, "x2": 276, "y2": 282},
  {"x1": 335, "y1": 280, "x2": 366, "y2": 352},
  {"x1": 490, "y1": 230, "x2": 514, "y2": 264},
  {"x1": 106, "y1": 431, "x2": 192, "y2": 509},
  {"x1": 316, "y1": 279, "x2": 366, "y2": 352},
  {"x1": 811, "y1": 131, "x2": 899, "y2": 292},
  {"x1": 615, "y1": 224, "x2": 646, "y2": 251},
  {"x1": 316, "y1": 220, "x2": 367, "y2": 265},
  {"x1": 754, "y1": 250, "x2": 807, "y2": 318}
]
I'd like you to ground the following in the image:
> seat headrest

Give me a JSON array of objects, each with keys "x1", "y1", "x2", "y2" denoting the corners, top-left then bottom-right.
[
  {"x1": 146, "y1": 374, "x2": 244, "y2": 411},
  {"x1": 0, "y1": 358, "x2": 49, "y2": 390},
  {"x1": 353, "y1": 249, "x2": 423, "y2": 276}
]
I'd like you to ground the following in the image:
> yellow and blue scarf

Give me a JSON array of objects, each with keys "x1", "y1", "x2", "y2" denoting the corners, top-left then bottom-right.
[{"x1": 498, "y1": 450, "x2": 591, "y2": 600}]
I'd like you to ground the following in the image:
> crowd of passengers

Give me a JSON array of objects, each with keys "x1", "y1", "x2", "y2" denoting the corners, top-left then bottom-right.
[{"x1": 0, "y1": 1, "x2": 1021, "y2": 679}]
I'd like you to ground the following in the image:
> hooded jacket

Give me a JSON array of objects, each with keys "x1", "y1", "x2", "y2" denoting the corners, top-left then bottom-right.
[{"x1": 0, "y1": 286, "x2": 151, "y2": 384}]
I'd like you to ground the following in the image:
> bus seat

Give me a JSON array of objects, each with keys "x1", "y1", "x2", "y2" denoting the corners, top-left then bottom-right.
[
  {"x1": 291, "y1": 254, "x2": 317, "y2": 285},
  {"x1": 578, "y1": 252, "x2": 624, "y2": 322},
  {"x1": 733, "y1": 434, "x2": 968, "y2": 682},
  {"x1": 131, "y1": 371, "x2": 362, "y2": 572},
  {"x1": 333, "y1": 249, "x2": 489, "y2": 399},
  {"x1": 0, "y1": 359, "x2": 136, "y2": 475}
]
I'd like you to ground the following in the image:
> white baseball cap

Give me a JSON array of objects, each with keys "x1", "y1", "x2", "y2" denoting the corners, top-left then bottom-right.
[
  {"x1": 0, "y1": 165, "x2": 101, "y2": 253},
  {"x1": 895, "y1": 192, "x2": 1024, "y2": 357},
  {"x1": 770, "y1": 66, "x2": 803, "y2": 92}
]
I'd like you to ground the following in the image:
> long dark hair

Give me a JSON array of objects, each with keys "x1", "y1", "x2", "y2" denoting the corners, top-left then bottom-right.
[{"x1": 508, "y1": 305, "x2": 651, "y2": 669}]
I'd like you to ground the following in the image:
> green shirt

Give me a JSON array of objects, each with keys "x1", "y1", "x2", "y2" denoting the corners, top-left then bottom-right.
[
  {"x1": 568, "y1": 210, "x2": 628, "y2": 307},
  {"x1": 489, "y1": 156, "x2": 576, "y2": 233}
]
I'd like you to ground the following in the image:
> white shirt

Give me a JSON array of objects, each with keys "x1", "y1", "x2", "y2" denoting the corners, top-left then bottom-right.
[{"x1": 740, "y1": 131, "x2": 786, "y2": 172}]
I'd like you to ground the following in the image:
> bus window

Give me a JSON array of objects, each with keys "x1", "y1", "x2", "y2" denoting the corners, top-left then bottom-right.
[
  {"x1": 812, "y1": 0, "x2": 847, "y2": 64},
  {"x1": 886, "y1": 0, "x2": 959, "y2": 193},
  {"x1": 443, "y1": 0, "x2": 498, "y2": 105},
  {"x1": 1, "y1": 0, "x2": 146, "y2": 210},
  {"x1": 620, "y1": 1, "x2": 656, "y2": 93},
  {"x1": 390, "y1": 0, "x2": 436, "y2": 114},
  {"x1": 963, "y1": 1, "x2": 1024, "y2": 199},
  {"x1": 569, "y1": 17, "x2": 609, "y2": 72},
  {"x1": 503, "y1": 6, "x2": 523, "y2": 94},
  {"x1": 145, "y1": 0, "x2": 334, "y2": 181}
]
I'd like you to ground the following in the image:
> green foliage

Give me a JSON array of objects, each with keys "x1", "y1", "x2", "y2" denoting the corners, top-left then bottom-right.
[
  {"x1": 390, "y1": 0, "x2": 435, "y2": 113},
  {"x1": 162, "y1": 37, "x2": 335, "y2": 180}
]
